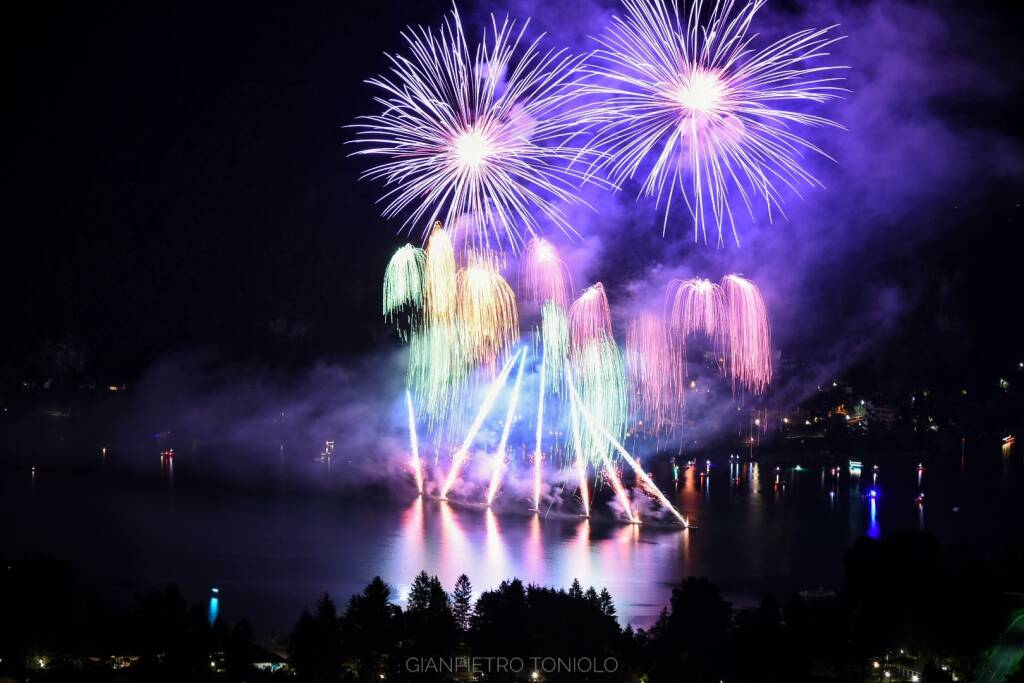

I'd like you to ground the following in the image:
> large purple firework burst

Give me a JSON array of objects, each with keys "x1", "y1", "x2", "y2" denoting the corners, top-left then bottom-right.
[
  {"x1": 352, "y1": 7, "x2": 594, "y2": 251},
  {"x1": 581, "y1": 0, "x2": 846, "y2": 244}
]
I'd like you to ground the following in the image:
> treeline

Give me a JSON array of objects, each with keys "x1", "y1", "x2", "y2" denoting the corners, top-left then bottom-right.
[
  {"x1": 289, "y1": 529, "x2": 1012, "y2": 682},
  {"x1": 2, "y1": 531, "x2": 1020, "y2": 682}
]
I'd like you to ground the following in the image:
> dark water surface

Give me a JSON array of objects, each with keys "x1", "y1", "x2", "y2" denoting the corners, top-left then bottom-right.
[{"x1": 5, "y1": 441, "x2": 1021, "y2": 636}]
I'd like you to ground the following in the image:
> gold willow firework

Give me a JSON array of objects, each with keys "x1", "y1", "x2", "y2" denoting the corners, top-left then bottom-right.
[
  {"x1": 353, "y1": 7, "x2": 594, "y2": 250},
  {"x1": 409, "y1": 225, "x2": 465, "y2": 421},
  {"x1": 581, "y1": 0, "x2": 845, "y2": 243},
  {"x1": 456, "y1": 252, "x2": 519, "y2": 367},
  {"x1": 522, "y1": 237, "x2": 573, "y2": 308},
  {"x1": 424, "y1": 224, "x2": 458, "y2": 326}
]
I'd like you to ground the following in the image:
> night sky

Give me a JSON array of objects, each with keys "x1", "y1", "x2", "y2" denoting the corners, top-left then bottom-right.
[{"x1": 7, "y1": 0, "x2": 1023, "y2": 390}]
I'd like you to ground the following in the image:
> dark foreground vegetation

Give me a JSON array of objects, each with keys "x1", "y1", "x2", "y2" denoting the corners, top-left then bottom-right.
[{"x1": 3, "y1": 532, "x2": 1022, "y2": 682}]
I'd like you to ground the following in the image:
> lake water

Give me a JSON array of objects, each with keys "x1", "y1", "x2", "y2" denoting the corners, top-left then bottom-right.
[{"x1": 5, "y1": 440, "x2": 1021, "y2": 638}]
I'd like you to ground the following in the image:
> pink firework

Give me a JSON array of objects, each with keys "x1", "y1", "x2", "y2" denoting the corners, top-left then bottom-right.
[
  {"x1": 521, "y1": 237, "x2": 572, "y2": 308},
  {"x1": 569, "y1": 283, "x2": 613, "y2": 350},
  {"x1": 666, "y1": 277, "x2": 725, "y2": 341},
  {"x1": 626, "y1": 313, "x2": 684, "y2": 433},
  {"x1": 721, "y1": 274, "x2": 772, "y2": 394}
]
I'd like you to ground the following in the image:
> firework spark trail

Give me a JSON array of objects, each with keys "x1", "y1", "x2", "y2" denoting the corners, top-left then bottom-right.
[
  {"x1": 456, "y1": 251, "x2": 520, "y2": 367},
  {"x1": 440, "y1": 349, "x2": 523, "y2": 499},
  {"x1": 486, "y1": 354, "x2": 527, "y2": 505},
  {"x1": 721, "y1": 274, "x2": 772, "y2": 393},
  {"x1": 383, "y1": 245, "x2": 426, "y2": 337},
  {"x1": 569, "y1": 394, "x2": 592, "y2": 516},
  {"x1": 410, "y1": 225, "x2": 465, "y2": 422},
  {"x1": 424, "y1": 224, "x2": 458, "y2": 327},
  {"x1": 540, "y1": 302, "x2": 570, "y2": 394},
  {"x1": 568, "y1": 368, "x2": 688, "y2": 525},
  {"x1": 572, "y1": 336, "x2": 629, "y2": 469},
  {"x1": 406, "y1": 389, "x2": 424, "y2": 494},
  {"x1": 603, "y1": 460, "x2": 637, "y2": 523},
  {"x1": 626, "y1": 313, "x2": 684, "y2": 433},
  {"x1": 581, "y1": 0, "x2": 845, "y2": 243},
  {"x1": 353, "y1": 7, "x2": 596, "y2": 250},
  {"x1": 408, "y1": 325, "x2": 466, "y2": 425},
  {"x1": 531, "y1": 346, "x2": 546, "y2": 510},
  {"x1": 569, "y1": 283, "x2": 613, "y2": 351},
  {"x1": 521, "y1": 237, "x2": 572, "y2": 308},
  {"x1": 667, "y1": 277, "x2": 725, "y2": 342}
]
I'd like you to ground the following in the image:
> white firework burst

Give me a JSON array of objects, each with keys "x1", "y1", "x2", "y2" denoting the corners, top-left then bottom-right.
[
  {"x1": 582, "y1": 0, "x2": 846, "y2": 244},
  {"x1": 353, "y1": 7, "x2": 594, "y2": 251}
]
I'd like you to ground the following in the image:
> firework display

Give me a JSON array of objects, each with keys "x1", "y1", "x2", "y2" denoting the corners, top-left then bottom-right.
[
  {"x1": 381, "y1": 234, "x2": 769, "y2": 523},
  {"x1": 522, "y1": 236, "x2": 573, "y2": 308},
  {"x1": 539, "y1": 302, "x2": 570, "y2": 395},
  {"x1": 456, "y1": 251, "x2": 519, "y2": 368},
  {"x1": 485, "y1": 356, "x2": 527, "y2": 505},
  {"x1": 353, "y1": 7, "x2": 594, "y2": 250},
  {"x1": 569, "y1": 283, "x2": 614, "y2": 351},
  {"x1": 627, "y1": 313, "x2": 684, "y2": 434},
  {"x1": 356, "y1": 0, "x2": 833, "y2": 526},
  {"x1": 667, "y1": 277, "x2": 725, "y2": 341},
  {"x1": 383, "y1": 245, "x2": 425, "y2": 336},
  {"x1": 581, "y1": 0, "x2": 844, "y2": 243},
  {"x1": 405, "y1": 389, "x2": 424, "y2": 494},
  {"x1": 721, "y1": 274, "x2": 772, "y2": 394}
]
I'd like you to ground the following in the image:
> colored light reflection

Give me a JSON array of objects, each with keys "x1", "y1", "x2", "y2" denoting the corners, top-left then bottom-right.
[
  {"x1": 483, "y1": 508, "x2": 508, "y2": 588},
  {"x1": 868, "y1": 497, "x2": 880, "y2": 539},
  {"x1": 208, "y1": 589, "x2": 219, "y2": 625}
]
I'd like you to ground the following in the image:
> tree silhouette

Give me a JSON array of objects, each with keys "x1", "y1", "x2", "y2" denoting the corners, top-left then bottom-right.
[
  {"x1": 648, "y1": 577, "x2": 732, "y2": 682},
  {"x1": 225, "y1": 618, "x2": 254, "y2": 680},
  {"x1": 289, "y1": 593, "x2": 341, "y2": 683},
  {"x1": 340, "y1": 577, "x2": 401, "y2": 681},
  {"x1": 451, "y1": 574, "x2": 473, "y2": 633},
  {"x1": 599, "y1": 588, "x2": 617, "y2": 618},
  {"x1": 404, "y1": 571, "x2": 457, "y2": 675}
]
